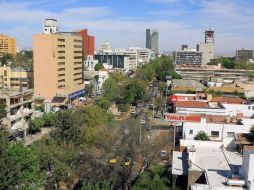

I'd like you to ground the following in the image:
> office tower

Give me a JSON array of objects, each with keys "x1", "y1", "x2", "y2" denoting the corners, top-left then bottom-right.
[
  {"x1": 236, "y1": 49, "x2": 254, "y2": 62},
  {"x1": 146, "y1": 29, "x2": 159, "y2": 54},
  {"x1": 205, "y1": 29, "x2": 215, "y2": 44},
  {"x1": 146, "y1": 29, "x2": 151, "y2": 49},
  {"x1": 78, "y1": 29, "x2": 95, "y2": 59},
  {"x1": 33, "y1": 33, "x2": 85, "y2": 100},
  {"x1": 197, "y1": 29, "x2": 215, "y2": 66},
  {"x1": 43, "y1": 19, "x2": 59, "y2": 34},
  {"x1": 0, "y1": 34, "x2": 17, "y2": 57}
]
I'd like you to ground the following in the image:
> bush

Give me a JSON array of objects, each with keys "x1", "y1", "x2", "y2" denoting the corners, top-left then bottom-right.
[
  {"x1": 28, "y1": 118, "x2": 46, "y2": 134},
  {"x1": 43, "y1": 112, "x2": 57, "y2": 126},
  {"x1": 194, "y1": 131, "x2": 209, "y2": 141}
]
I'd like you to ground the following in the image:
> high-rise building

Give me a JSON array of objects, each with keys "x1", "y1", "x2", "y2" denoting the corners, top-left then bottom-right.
[
  {"x1": 33, "y1": 33, "x2": 85, "y2": 101},
  {"x1": 236, "y1": 49, "x2": 253, "y2": 62},
  {"x1": 146, "y1": 29, "x2": 159, "y2": 54},
  {"x1": 0, "y1": 34, "x2": 17, "y2": 57},
  {"x1": 43, "y1": 19, "x2": 59, "y2": 34},
  {"x1": 77, "y1": 29, "x2": 95, "y2": 59},
  {"x1": 205, "y1": 29, "x2": 215, "y2": 44}
]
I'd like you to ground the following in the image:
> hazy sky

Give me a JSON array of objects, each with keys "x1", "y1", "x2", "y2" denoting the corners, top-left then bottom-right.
[{"x1": 1, "y1": 0, "x2": 253, "y2": 55}]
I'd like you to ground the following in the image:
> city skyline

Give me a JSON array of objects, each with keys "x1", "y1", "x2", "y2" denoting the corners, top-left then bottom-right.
[{"x1": 0, "y1": 0, "x2": 254, "y2": 55}]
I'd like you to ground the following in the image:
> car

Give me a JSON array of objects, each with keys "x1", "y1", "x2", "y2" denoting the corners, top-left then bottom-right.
[
  {"x1": 121, "y1": 158, "x2": 131, "y2": 166},
  {"x1": 131, "y1": 110, "x2": 137, "y2": 114},
  {"x1": 160, "y1": 150, "x2": 169, "y2": 161},
  {"x1": 141, "y1": 119, "x2": 146, "y2": 124},
  {"x1": 108, "y1": 156, "x2": 119, "y2": 164},
  {"x1": 149, "y1": 84, "x2": 153, "y2": 87},
  {"x1": 137, "y1": 103, "x2": 142, "y2": 107}
]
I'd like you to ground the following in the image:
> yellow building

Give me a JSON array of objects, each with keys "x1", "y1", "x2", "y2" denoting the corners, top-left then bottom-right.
[
  {"x1": 0, "y1": 66, "x2": 33, "y2": 90},
  {"x1": 33, "y1": 33, "x2": 85, "y2": 102},
  {"x1": 0, "y1": 34, "x2": 17, "y2": 57}
]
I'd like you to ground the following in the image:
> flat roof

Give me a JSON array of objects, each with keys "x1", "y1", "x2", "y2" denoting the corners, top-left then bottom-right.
[
  {"x1": 176, "y1": 101, "x2": 209, "y2": 108},
  {"x1": 191, "y1": 147, "x2": 243, "y2": 189}
]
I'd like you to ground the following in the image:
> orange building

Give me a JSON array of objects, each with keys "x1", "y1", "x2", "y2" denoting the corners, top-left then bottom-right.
[
  {"x1": 78, "y1": 29, "x2": 95, "y2": 59},
  {"x1": 33, "y1": 33, "x2": 85, "y2": 102},
  {"x1": 0, "y1": 34, "x2": 17, "y2": 57}
]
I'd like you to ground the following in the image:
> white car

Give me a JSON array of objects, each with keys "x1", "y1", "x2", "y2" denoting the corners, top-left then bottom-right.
[
  {"x1": 141, "y1": 119, "x2": 146, "y2": 124},
  {"x1": 131, "y1": 110, "x2": 137, "y2": 114}
]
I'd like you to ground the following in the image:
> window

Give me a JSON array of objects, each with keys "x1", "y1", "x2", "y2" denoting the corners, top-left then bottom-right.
[
  {"x1": 227, "y1": 132, "x2": 235, "y2": 137},
  {"x1": 189, "y1": 130, "x2": 193, "y2": 135},
  {"x1": 211, "y1": 131, "x2": 219, "y2": 137}
]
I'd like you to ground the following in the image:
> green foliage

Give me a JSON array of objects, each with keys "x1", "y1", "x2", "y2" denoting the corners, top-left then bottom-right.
[
  {"x1": 96, "y1": 98, "x2": 111, "y2": 110},
  {"x1": 103, "y1": 78, "x2": 119, "y2": 101},
  {"x1": 0, "y1": 53, "x2": 14, "y2": 65},
  {"x1": 132, "y1": 165, "x2": 172, "y2": 190},
  {"x1": 29, "y1": 117, "x2": 46, "y2": 134},
  {"x1": 43, "y1": 112, "x2": 57, "y2": 126},
  {"x1": 86, "y1": 83, "x2": 94, "y2": 96},
  {"x1": 249, "y1": 126, "x2": 254, "y2": 140},
  {"x1": 0, "y1": 130, "x2": 42, "y2": 189},
  {"x1": 222, "y1": 57, "x2": 235, "y2": 69},
  {"x1": 117, "y1": 103, "x2": 129, "y2": 112},
  {"x1": 124, "y1": 81, "x2": 145, "y2": 104},
  {"x1": 0, "y1": 101, "x2": 6, "y2": 120},
  {"x1": 110, "y1": 72, "x2": 127, "y2": 82},
  {"x1": 35, "y1": 104, "x2": 45, "y2": 112},
  {"x1": 235, "y1": 61, "x2": 254, "y2": 70},
  {"x1": 194, "y1": 131, "x2": 209, "y2": 141},
  {"x1": 94, "y1": 63, "x2": 104, "y2": 71}
]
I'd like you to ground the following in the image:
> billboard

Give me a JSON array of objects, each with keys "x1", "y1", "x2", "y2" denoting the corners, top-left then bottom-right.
[
  {"x1": 164, "y1": 113, "x2": 201, "y2": 122},
  {"x1": 68, "y1": 89, "x2": 85, "y2": 100}
]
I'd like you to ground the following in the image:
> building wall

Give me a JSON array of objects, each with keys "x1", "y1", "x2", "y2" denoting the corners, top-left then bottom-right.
[
  {"x1": 197, "y1": 43, "x2": 215, "y2": 66},
  {"x1": 236, "y1": 49, "x2": 253, "y2": 62},
  {"x1": 242, "y1": 148, "x2": 254, "y2": 188},
  {"x1": 0, "y1": 66, "x2": 33, "y2": 90},
  {"x1": 182, "y1": 118, "x2": 254, "y2": 147},
  {"x1": 0, "y1": 34, "x2": 17, "y2": 57},
  {"x1": 33, "y1": 34, "x2": 84, "y2": 100},
  {"x1": 151, "y1": 31, "x2": 159, "y2": 54},
  {"x1": 78, "y1": 29, "x2": 95, "y2": 59}
]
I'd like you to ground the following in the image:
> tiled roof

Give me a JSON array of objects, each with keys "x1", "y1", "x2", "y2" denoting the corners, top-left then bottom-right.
[
  {"x1": 175, "y1": 101, "x2": 209, "y2": 108},
  {"x1": 211, "y1": 96, "x2": 247, "y2": 104}
]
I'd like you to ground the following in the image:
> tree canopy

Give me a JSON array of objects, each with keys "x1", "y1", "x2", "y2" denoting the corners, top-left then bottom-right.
[{"x1": 194, "y1": 131, "x2": 209, "y2": 141}]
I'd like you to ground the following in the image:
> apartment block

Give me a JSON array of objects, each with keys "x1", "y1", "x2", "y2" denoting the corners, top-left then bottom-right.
[
  {"x1": 77, "y1": 29, "x2": 95, "y2": 59},
  {"x1": 236, "y1": 49, "x2": 253, "y2": 62},
  {"x1": 33, "y1": 33, "x2": 85, "y2": 101},
  {"x1": 0, "y1": 66, "x2": 33, "y2": 90},
  {"x1": 0, "y1": 34, "x2": 17, "y2": 57},
  {"x1": 0, "y1": 89, "x2": 34, "y2": 135}
]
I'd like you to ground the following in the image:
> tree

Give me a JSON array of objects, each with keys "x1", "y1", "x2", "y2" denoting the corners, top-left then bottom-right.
[
  {"x1": 86, "y1": 83, "x2": 94, "y2": 96},
  {"x1": 94, "y1": 63, "x2": 104, "y2": 71},
  {"x1": 103, "y1": 78, "x2": 119, "y2": 101},
  {"x1": 96, "y1": 98, "x2": 111, "y2": 110},
  {"x1": 154, "y1": 97, "x2": 165, "y2": 115},
  {"x1": 222, "y1": 57, "x2": 235, "y2": 69},
  {"x1": 132, "y1": 165, "x2": 173, "y2": 190},
  {"x1": 194, "y1": 131, "x2": 209, "y2": 141},
  {"x1": 29, "y1": 117, "x2": 46, "y2": 134},
  {"x1": 0, "y1": 130, "x2": 43, "y2": 189},
  {"x1": 124, "y1": 82, "x2": 145, "y2": 105},
  {"x1": 43, "y1": 112, "x2": 57, "y2": 126},
  {"x1": 110, "y1": 72, "x2": 127, "y2": 83}
]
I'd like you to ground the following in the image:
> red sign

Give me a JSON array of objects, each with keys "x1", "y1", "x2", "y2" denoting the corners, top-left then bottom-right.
[
  {"x1": 170, "y1": 96, "x2": 178, "y2": 102},
  {"x1": 164, "y1": 114, "x2": 201, "y2": 122}
]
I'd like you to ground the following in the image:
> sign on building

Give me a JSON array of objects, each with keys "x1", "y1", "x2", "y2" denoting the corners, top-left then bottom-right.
[{"x1": 164, "y1": 113, "x2": 201, "y2": 122}]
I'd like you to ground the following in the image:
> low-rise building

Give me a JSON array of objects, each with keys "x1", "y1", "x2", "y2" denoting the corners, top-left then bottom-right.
[
  {"x1": 172, "y1": 140, "x2": 253, "y2": 190},
  {"x1": 0, "y1": 89, "x2": 34, "y2": 136},
  {"x1": 0, "y1": 66, "x2": 33, "y2": 90},
  {"x1": 175, "y1": 49, "x2": 202, "y2": 65}
]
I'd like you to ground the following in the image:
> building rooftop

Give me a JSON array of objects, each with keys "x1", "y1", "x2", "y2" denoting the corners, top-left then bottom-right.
[
  {"x1": 190, "y1": 147, "x2": 243, "y2": 189},
  {"x1": 211, "y1": 96, "x2": 247, "y2": 104},
  {"x1": 175, "y1": 101, "x2": 209, "y2": 108},
  {"x1": 207, "y1": 86, "x2": 245, "y2": 93}
]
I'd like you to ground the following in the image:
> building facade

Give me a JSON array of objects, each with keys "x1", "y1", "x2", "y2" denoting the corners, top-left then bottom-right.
[
  {"x1": 0, "y1": 66, "x2": 33, "y2": 90},
  {"x1": 33, "y1": 33, "x2": 85, "y2": 101},
  {"x1": 146, "y1": 29, "x2": 159, "y2": 54},
  {"x1": 236, "y1": 49, "x2": 253, "y2": 62},
  {"x1": 175, "y1": 49, "x2": 202, "y2": 65},
  {"x1": 78, "y1": 29, "x2": 95, "y2": 59},
  {"x1": 43, "y1": 19, "x2": 58, "y2": 34},
  {"x1": 0, "y1": 34, "x2": 17, "y2": 57}
]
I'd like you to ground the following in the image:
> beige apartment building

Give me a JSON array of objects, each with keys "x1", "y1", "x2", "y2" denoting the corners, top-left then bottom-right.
[
  {"x1": 33, "y1": 33, "x2": 85, "y2": 102},
  {"x1": 0, "y1": 34, "x2": 17, "y2": 57},
  {"x1": 0, "y1": 66, "x2": 33, "y2": 90}
]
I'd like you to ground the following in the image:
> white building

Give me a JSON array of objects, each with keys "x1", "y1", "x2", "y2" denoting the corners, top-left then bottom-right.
[
  {"x1": 43, "y1": 19, "x2": 58, "y2": 34},
  {"x1": 173, "y1": 140, "x2": 254, "y2": 190},
  {"x1": 100, "y1": 41, "x2": 111, "y2": 51},
  {"x1": 182, "y1": 115, "x2": 254, "y2": 148}
]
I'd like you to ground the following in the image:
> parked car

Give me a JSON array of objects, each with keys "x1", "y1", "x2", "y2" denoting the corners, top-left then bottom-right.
[
  {"x1": 131, "y1": 110, "x2": 137, "y2": 114},
  {"x1": 141, "y1": 119, "x2": 146, "y2": 124},
  {"x1": 121, "y1": 158, "x2": 131, "y2": 167}
]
